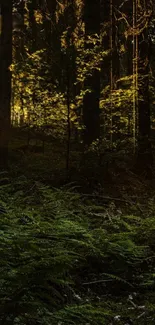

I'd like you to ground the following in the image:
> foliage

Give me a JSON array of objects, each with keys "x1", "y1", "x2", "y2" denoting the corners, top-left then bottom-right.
[{"x1": 0, "y1": 179, "x2": 155, "y2": 324}]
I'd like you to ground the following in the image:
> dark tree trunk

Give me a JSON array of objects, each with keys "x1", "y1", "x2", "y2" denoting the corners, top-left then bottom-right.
[
  {"x1": 0, "y1": 0, "x2": 13, "y2": 168},
  {"x1": 83, "y1": 0, "x2": 100, "y2": 146},
  {"x1": 136, "y1": 27, "x2": 153, "y2": 177},
  {"x1": 46, "y1": 0, "x2": 57, "y2": 55},
  {"x1": 28, "y1": 0, "x2": 37, "y2": 51},
  {"x1": 13, "y1": 0, "x2": 25, "y2": 126},
  {"x1": 111, "y1": 0, "x2": 120, "y2": 143},
  {"x1": 42, "y1": 0, "x2": 61, "y2": 83},
  {"x1": 43, "y1": 0, "x2": 57, "y2": 59},
  {"x1": 100, "y1": 0, "x2": 110, "y2": 139}
]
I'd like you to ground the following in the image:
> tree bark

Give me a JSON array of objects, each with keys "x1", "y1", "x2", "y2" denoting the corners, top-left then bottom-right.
[
  {"x1": 83, "y1": 0, "x2": 100, "y2": 146},
  {"x1": 136, "y1": 26, "x2": 153, "y2": 177},
  {"x1": 28, "y1": 0, "x2": 37, "y2": 52},
  {"x1": 0, "y1": 0, "x2": 13, "y2": 168}
]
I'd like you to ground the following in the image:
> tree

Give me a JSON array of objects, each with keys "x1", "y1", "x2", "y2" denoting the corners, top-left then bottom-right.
[
  {"x1": 28, "y1": 0, "x2": 38, "y2": 52},
  {"x1": 136, "y1": 5, "x2": 153, "y2": 177},
  {"x1": 0, "y1": 0, "x2": 13, "y2": 168},
  {"x1": 83, "y1": 0, "x2": 100, "y2": 146},
  {"x1": 126, "y1": 0, "x2": 154, "y2": 177}
]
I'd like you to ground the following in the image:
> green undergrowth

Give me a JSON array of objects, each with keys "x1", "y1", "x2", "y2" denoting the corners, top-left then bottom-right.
[{"x1": 0, "y1": 174, "x2": 155, "y2": 324}]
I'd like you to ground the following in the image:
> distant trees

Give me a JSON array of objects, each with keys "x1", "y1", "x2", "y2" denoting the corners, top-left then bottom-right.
[
  {"x1": 0, "y1": 0, "x2": 154, "y2": 177},
  {"x1": 0, "y1": 0, "x2": 13, "y2": 168}
]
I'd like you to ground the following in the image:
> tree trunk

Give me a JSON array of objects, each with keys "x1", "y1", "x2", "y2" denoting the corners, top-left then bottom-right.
[
  {"x1": 42, "y1": 0, "x2": 57, "y2": 60},
  {"x1": 28, "y1": 0, "x2": 37, "y2": 52},
  {"x1": 136, "y1": 26, "x2": 153, "y2": 177},
  {"x1": 0, "y1": 0, "x2": 13, "y2": 168},
  {"x1": 83, "y1": 0, "x2": 100, "y2": 146}
]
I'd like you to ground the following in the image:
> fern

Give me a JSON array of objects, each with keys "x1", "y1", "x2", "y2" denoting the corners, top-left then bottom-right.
[{"x1": 0, "y1": 181, "x2": 155, "y2": 324}]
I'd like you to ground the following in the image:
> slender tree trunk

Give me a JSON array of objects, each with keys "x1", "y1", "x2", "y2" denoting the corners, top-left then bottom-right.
[
  {"x1": 137, "y1": 25, "x2": 153, "y2": 176},
  {"x1": 132, "y1": 0, "x2": 138, "y2": 152},
  {"x1": 28, "y1": 0, "x2": 37, "y2": 51},
  {"x1": 66, "y1": 65, "x2": 71, "y2": 172},
  {"x1": 63, "y1": 0, "x2": 77, "y2": 171},
  {"x1": 42, "y1": 0, "x2": 57, "y2": 60},
  {"x1": 83, "y1": 0, "x2": 100, "y2": 146},
  {"x1": 100, "y1": 0, "x2": 110, "y2": 140},
  {"x1": 15, "y1": 0, "x2": 25, "y2": 125},
  {"x1": 111, "y1": 0, "x2": 120, "y2": 145},
  {"x1": 0, "y1": 0, "x2": 13, "y2": 168}
]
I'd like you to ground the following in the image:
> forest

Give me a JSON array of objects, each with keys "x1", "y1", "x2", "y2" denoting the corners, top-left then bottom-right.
[{"x1": 0, "y1": 0, "x2": 155, "y2": 324}]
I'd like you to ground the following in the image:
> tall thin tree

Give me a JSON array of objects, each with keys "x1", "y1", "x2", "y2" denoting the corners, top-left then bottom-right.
[
  {"x1": 83, "y1": 0, "x2": 100, "y2": 146},
  {"x1": 132, "y1": 0, "x2": 138, "y2": 152},
  {"x1": 136, "y1": 0, "x2": 153, "y2": 176},
  {"x1": 0, "y1": 0, "x2": 13, "y2": 167}
]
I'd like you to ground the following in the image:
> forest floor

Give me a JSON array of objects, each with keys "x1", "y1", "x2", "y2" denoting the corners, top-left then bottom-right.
[
  {"x1": 1, "y1": 130, "x2": 155, "y2": 324},
  {"x1": 9, "y1": 130, "x2": 155, "y2": 210}
]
